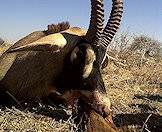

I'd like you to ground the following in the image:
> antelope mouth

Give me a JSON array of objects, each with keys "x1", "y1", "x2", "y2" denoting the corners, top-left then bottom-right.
[{"x1": 61, "y1": 90, "x2": 112, "y2": 118}]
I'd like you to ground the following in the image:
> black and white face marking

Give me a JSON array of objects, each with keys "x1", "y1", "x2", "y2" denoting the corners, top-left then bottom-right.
[
  {"x1": 70, "y1": 43, "x2": 96, "y2": 79},
  {"x1": 66, "y1": 43, "x2": 111, "y2": 116},
  {"x1": 70, "y1": 43, "x2": 106, "y2": 93}
]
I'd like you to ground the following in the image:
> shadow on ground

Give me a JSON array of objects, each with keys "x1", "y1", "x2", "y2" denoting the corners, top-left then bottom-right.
[
  {"x1": 134, "y1": 94, "x2": 162, "y2": 102},
  {"x1": 114, "y1": 113, "x2": 162, "y2": 132}
]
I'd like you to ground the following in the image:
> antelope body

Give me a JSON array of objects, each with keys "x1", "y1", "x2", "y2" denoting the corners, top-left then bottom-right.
[
  {"x1": 0, "y1": 27, "x2": 87, "y2": 100},
  {"x1": 0, "y1": 0, "x2": 123, "y2": 131}
]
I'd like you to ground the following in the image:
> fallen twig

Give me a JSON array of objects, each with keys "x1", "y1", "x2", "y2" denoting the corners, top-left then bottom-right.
[{"x1": 141, "y1": 114, "x2": 152, "y2": 132}]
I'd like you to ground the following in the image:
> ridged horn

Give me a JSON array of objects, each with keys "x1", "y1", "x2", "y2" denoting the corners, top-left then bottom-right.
[
  {"x1": 85, "y1": 0, "x2": 104, "y2": 44},
  {"x1": 102, "y1": 0, "x2": 123, "y2": 46},
  {"x1": 99, "y1": 0, "x2": 124, "y2": 65}
]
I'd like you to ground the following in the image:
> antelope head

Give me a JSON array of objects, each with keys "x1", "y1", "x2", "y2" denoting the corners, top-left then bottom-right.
[{"x1": 67, "y1": 0, "x2": 124, "y2": 117}]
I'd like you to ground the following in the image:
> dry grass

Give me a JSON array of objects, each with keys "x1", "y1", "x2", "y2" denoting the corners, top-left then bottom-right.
[
  {"x1": 103, "y1": 61, "x2": 162, "y2": 114},
  {"x1": 102, "y1": 59, "x2": 162, "y2": 131},
  {"x1": 0, "y1": 35, "x2": 162, "y2": 131},
  {"x1": 102, "y1": 34, "x2": 162, "y2": 131},
  {"x1": 0, "y1": 45, "x2": 10, "y2": 56},
  {"x1": 0, "y1": 107, "x2": 70, "y2": 132}
]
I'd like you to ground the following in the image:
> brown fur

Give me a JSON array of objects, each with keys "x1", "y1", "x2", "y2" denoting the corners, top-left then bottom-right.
[
  {"x1": 8, "y1": 31, "x2": 46, "y2": 50},
  {"x1": 86, "y1": 110, "x2": 117, "y2": 132},
  {"x1": 0, "y1": 27, "x2": 85, "y2": 101}
]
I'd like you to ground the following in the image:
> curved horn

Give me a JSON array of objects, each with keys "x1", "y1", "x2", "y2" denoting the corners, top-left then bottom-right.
[
  {"x1": 102, "y1": 0, "x2": 123, "y2": 46},
  {"x1": 85, "y1": 0, "x2": 104, "y2": 44},
  {"x1": 98, "y1": 0, "x2": 124, "y2": 65}
]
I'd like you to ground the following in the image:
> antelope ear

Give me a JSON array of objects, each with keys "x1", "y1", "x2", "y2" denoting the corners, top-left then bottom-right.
[{"x1": 101, "y1": 55, "x2": 108, "y2": 69}]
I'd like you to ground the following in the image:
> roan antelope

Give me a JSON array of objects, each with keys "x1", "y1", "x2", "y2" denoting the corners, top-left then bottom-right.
[{"x1": 0, "y1": 0, "x2": 123, "y2": 131}]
